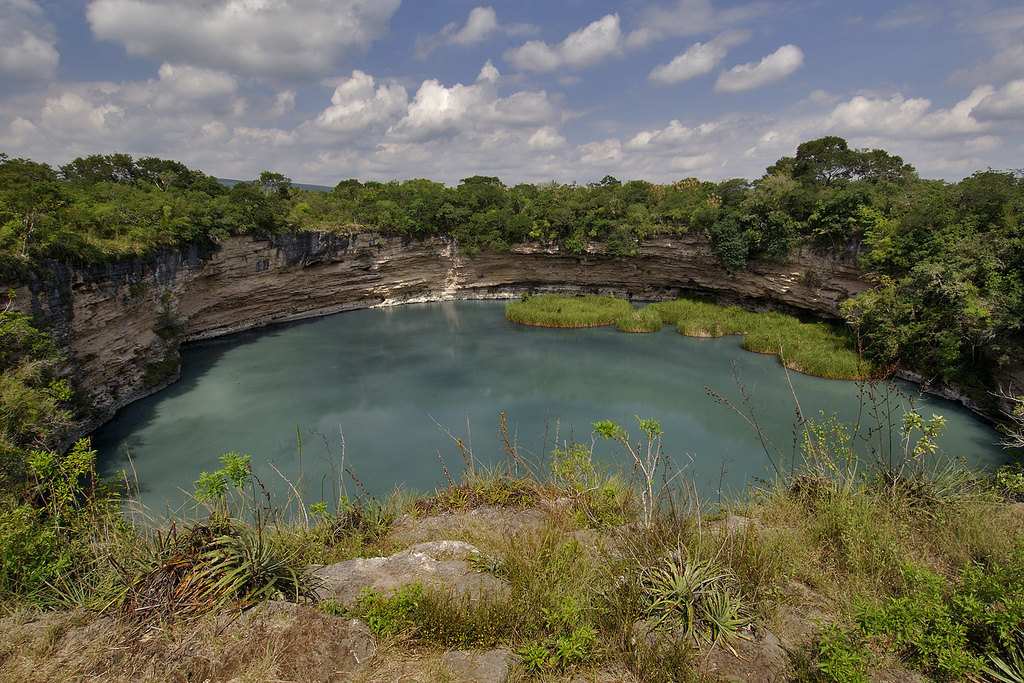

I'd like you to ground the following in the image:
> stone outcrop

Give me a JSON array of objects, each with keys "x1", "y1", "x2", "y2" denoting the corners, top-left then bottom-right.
[
  {"x1": 312, "y1": 540, "x2": 509, "y2": 607},
  {"x1": 10, "y1": 231, "x2": 870, "y2": 439}
]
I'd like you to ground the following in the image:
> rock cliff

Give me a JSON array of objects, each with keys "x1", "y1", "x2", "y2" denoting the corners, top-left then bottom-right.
[{"x1": 12, "y1": 231, "x2": 869, "y2": 439}]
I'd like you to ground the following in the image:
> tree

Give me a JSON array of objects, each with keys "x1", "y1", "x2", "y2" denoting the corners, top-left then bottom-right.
[
  {"x1": 256, "y1": 171, "x2": 293, "y2": 199},
  {"x1": 791, "y1": 136, "x2": 856, "y2": 186},
  {"x1": 0, "y1": 156, "x2": 62, "y2": 258},
  {"x1": 59, "y1": 153, "x2": 137, "y2": 185}
]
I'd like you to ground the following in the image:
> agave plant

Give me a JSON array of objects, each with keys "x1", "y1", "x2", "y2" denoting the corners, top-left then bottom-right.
[
  {"x1": 197, "y1": 525, "x2": 311, "y2": 607},
  {"x1": 122, "y1": 520, "x2": 312, "y2": 622},
  {"x1": 640, "y1": 546, "x2": 751, "y2": 646}
]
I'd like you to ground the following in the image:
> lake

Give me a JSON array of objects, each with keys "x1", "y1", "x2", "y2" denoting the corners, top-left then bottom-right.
[{"x1": 93, "y1": 300, "x2": 1008, "y2": 511}]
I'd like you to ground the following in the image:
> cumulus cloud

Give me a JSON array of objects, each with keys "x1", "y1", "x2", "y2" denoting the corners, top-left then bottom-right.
[
  {"x1": 449, "y1": 6, "x2": 499, "y2": 46},
  {"x1": 0, "y1": 0, "x2": 59, "y2": 83},
  {"x1": 648, "y1": 30, "x2": 749, "y2": 85},
  {"x1": 527, "y1": 126, "x2": 566, "y2": 150},
  {"x1": 387, "y1": 61, "x2": 561, "y2": 142},
  {"x1": 714, "y1": 44, "x2": 804, "y2": 93},
  {"x1": 625, "y1": 119, "x2": 720, "y2": 151},
  {"x1": 827, "y1": 87, "x2": 990, "y2": 138},
  {"x1": 85, "y1": 0, "x2": 401, "y2": 79},
  {"x1": 311, "y1": 70, "x2": 408, "y2": 137},
  {"x1": 971, "y1": 80, "x2": 1024, "y2": 121},
  {"x1": 504, "y1": 14, "x2": 622, "y2": 73}
]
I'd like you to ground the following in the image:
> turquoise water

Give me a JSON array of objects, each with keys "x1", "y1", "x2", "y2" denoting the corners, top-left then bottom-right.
[{"x1": 93, "y1": 300, "x2": 1009, "y2": 510}]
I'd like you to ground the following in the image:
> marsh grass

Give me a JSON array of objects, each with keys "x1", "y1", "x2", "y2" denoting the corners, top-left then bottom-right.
[
  {"x1": 616, "y1": 306, "x2": 662, "y2": 333},
  {"x1": 651, "y1": 298, "x2": 872, "y2": 379},
  {"x1": 508, "y1": 294, "x2": 871, "y2": 379},
  {"x1": 505, "y1": 294, "x2": 633, "y2": 328}
]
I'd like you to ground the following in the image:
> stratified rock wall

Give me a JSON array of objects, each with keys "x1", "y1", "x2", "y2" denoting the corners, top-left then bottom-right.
[{"x1": 10, "y1": 232, "x2": 869, "y2": 438}]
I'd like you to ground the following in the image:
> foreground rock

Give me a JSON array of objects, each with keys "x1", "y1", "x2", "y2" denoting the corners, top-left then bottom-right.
[
  {"x1": 312, "y1": 539, "x2": 510, "y2": 607},
  {"x1": 703, "y1": 625, "x2": 792, "y2": 682}
]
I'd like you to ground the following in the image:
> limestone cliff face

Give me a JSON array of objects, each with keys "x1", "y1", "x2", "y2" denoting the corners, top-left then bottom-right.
[{"x1": 12, "y1": 232, "x2": 869, "y2": 438}]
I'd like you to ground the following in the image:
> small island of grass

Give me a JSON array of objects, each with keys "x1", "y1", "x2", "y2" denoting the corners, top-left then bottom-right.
[
  {"x1": 507, "y1": 294, "x2": 873, "y2": 380},
  {"x1": 504, "y1": 294, "x2": 633, "y2": 328}
]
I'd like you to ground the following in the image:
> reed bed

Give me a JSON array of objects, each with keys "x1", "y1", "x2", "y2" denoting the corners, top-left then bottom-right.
[
  {"x1": 505, "y1": 294, "x2": 633, "y2": 328},
  {"x1": 652, "y1": 298, "x2": 872, "y2": 380},
  {"x1": 615, "y1": 306, "x2": 662, "y2": 333}
]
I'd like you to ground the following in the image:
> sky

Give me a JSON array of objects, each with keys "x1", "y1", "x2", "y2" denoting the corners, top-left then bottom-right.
[{"x1": 1, "y1": 0, "x2": 1023, "y2": 187}]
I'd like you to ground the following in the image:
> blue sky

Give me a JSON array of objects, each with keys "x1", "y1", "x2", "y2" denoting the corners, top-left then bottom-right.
[{"x1": 1, "y1": 0, "x2": 1022, "y2": 185}]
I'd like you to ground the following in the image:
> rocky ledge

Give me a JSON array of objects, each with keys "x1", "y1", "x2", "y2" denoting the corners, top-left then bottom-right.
[{"x1": 13, "y1": 231, "x2": 871, "y2": 439}]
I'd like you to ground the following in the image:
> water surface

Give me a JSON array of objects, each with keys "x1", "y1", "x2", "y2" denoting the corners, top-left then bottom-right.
[{"x1": 94, "y1": 300, "x2": 1008, "y2": 509}]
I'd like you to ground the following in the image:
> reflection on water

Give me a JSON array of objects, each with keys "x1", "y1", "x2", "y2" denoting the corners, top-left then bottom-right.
[{"x1": 93, "y1": 300, "x2": 1009, "y2": 509}]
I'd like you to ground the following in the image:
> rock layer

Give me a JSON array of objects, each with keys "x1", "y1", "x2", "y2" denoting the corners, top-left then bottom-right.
[{"x1": 12, "y1": 231, "x2": 869, "y2": 439}]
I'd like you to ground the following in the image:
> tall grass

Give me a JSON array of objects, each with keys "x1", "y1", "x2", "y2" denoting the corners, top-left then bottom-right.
[
  {"x1": 507, "y1": 295, "x2": 871, "y2": 379},
  {"x1": 651, "y1": 298, "x2": 872, "y2": 380},
  {"x1": 505, "y1": 294, "x2": 633, "y2": 328}
]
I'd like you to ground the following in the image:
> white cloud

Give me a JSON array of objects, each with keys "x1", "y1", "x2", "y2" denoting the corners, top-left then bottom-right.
[
  {"x1": 504, "y1": 14, "x2": 622, "y2": 73},
  {"x1": 414, "y1": 7, "x2": 537, "y2": 59},
  {"x1": 951, "y1": 44, "x2": 1024, "y2": 86},
  {"x1": 648, "y1": 30, "x2": 750, "y2": 85},
  {"x1": 625, "y1": 119, "x2": 719, "y2": 152},
  {"x1": 827, "y1": 87, "x2": 991, "y2": 138},
  {"x1": 625, "y1": 0, "x2": 776, "y2": 49},
  {"x1": 39, "y1": 91, "x2": 124, "y2": 137},
  {"x1": 156, "y1": 63, "x2": 237, "y2": 100},
  {"x1": 503, "y1": 41, "x2": 561, "y2": 73},
  {"x1": 0, "y1": 0, "x2": 59, "y2": 83},
  {"x1": 85, "y1": 0, "x2": 401, "y2": 79},
  {"x1": 650, "y1": 42, "x2": 728, "y2": 85},
  {"x1": 450, "y1": 7, "x2": 499, "y2": 46},
  {"x1": 969, "y1": 80, "x2": 1024, "y2": 122},
  {"x1": 527, "y1": 126, "x2": 565, "y2": 150},
  {"x1": 714, "y1": 44, "x2": 804, "y2": 93},
  {"x1": 387, "y1": 61, "x2": 560, "y2": 142},
  {"x1": 311, "y1": 70, "x2": 408, "y2": 137}
]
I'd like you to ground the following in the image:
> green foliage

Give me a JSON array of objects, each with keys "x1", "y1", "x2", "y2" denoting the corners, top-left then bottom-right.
[
  {"x1": 808, "y1": 557, "x2": 1024, "y2": 682},
  {"x1": 194, "y1": 451, "x2": 253, "y2": 506},
  {"x1": 0, "y1": 308, "x2": 72, "y2": 470},
  {"x1": 351, "y1": 580, "x2": 516, "y2": 648},
  {"x1": 0, "y1": 438, "x2": 120, "y2": 604},
  {"x1": 517, "y1": 594, "x2": 598, "y2": 671},
  {"x1": 989, "y1": 463, "x2": 1024, "y2": 501},
  {"x1": 550, "y1": 441, "x2": 633, "y2": 528},
  {"x1": 813, "y1": 622, "x2": 870, "y2": 683},
  {"x1": 593, "y1": 416, "x2": 673, "y2": 528},
  {"x1": 123, "y1": 516, "x2": 312, "y2": 621}
]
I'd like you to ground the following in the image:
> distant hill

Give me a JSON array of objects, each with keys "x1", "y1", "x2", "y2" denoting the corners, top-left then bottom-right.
[{"x1": 218, "y1": 178, "x2": 333, "y2": 192}]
